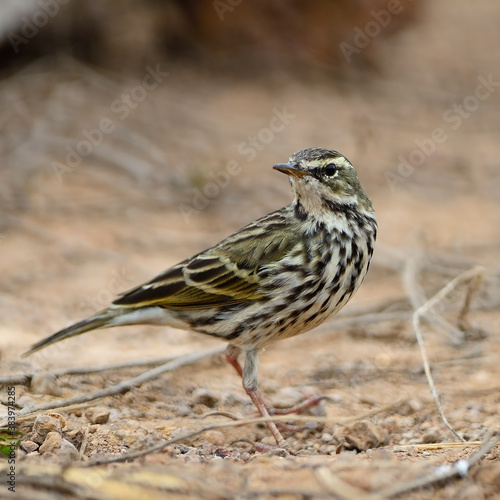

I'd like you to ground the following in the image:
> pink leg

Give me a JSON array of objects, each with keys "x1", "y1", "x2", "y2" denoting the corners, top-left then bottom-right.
[
  {"x1": 225, "y1": 347, "x2": 287, "y2": 447},
  {"x1": 225, "y1": 346, "x2": 327, "y2": 442},
  {"x1": 225, "y1": 347, "x2": 323, "y2": 414}
]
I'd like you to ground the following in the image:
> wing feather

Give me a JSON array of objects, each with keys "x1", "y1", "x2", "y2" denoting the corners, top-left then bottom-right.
[{"x1": 113, "y1": 211, "x2": 299, "y2": 310}]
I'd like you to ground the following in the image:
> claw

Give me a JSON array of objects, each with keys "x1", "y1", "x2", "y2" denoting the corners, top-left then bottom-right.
[{"x1": 268, "y1": 395, "x2": 330, "y2": 416}]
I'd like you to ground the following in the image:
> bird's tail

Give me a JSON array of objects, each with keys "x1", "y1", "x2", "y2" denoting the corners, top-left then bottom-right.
[{"x1": 22, "y1": 310, "x2": 116, "y2": 357}]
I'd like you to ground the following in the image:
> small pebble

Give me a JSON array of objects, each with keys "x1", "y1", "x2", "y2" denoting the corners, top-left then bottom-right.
[
  {"x1": 422, "y1": 429, "x2": 444, "y2": 444},
  {"x1": 65, "y1": 428, "x2": 85, "y2": 450},
  {"x1": 322, "y1": 432, "x2": 333, "y2": 443},
  {"x1": 175, "y1": 404, "x2": 192, "y2": 417},
  {"x1": 39, "y1": 432, "x2": 79, "y2": 461},
  {"x1": 59, "y1": 439, "x2": 80, "y2": 461},
  {"x1": 342, "y1": 420, "x2": 389, "y2": 452},
  {"x1": 214, "y1": 448, "x2": 232, "y2": 459},
  {"x1": 31, "y1": 414, "x2": 64, "y2": 444},
  {"x1": 20, "y1": 440, "x2": 39, "y2": 453},
  {"x1": 204, "y1": 430, "x2": 226, "y2": 447},
  {"x1": 86, "y1": 408, "x2": 111, "y2": 425},
  {"x1": 399, "y1": 399, "x2": 423, "y2": 415},
  {"x1": 39, "y1": 432, "x2": 62, "y2": 454}
]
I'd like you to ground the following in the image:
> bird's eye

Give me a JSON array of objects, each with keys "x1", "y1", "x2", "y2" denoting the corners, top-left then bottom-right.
[{"x1": 324, "y1": 163, "x2": 337, "y2": 177}]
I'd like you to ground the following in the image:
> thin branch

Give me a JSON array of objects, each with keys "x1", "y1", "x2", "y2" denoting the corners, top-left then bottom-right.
[
  {"x1": 48, "y1": 355, "x2": 179, "y2": 377},
  {"x1": 12, "y1": 402, "x2": 101, "y2": 425},
  {"x1": 458, "y1": 270, "x2": 483, "y2": 329},
  {"x1": 0, "y1": 345, "x2": 225, "y2": 427},
  {"x1": 394, "y1": 441, "x2": 483, "y2": 450},
  {"x1": 403, "y1": 257, "x2": 466, "y2": 342},
  {"x1": 380, "y1": 430, "x2": 499, "y2": 498},
  {"x1": 0, "y1": 374, "x2": 31, "y2": 386},
  {"x1": 412, "y1": 266, "x2": 485, "y2": 442},
  {"x1": 86, "y1": 398, "x2": 407, "y2": 465},
  {"x1": 0, "y1": 355, "x2": 181, "y2": 387}
]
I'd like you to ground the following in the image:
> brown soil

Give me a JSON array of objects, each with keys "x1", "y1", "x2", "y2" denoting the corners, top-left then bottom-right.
[{"x1": 1, "y1": 1, "x2": 500, "y2": 498}]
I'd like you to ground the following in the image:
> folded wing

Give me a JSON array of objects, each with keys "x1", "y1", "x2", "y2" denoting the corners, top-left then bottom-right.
[{"x1": 113, "y1": 214, "x2": 299, "y2": 311}]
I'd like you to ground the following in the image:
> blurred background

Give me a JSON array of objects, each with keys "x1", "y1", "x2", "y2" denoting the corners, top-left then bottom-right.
[{"x1": 1, "y1": 0, "x2": 500, "y2": 361}]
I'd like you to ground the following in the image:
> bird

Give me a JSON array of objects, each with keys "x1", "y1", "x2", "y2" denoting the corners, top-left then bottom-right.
[{"x1": 24, "y1": 147, "x2": 377, "y2": 448}]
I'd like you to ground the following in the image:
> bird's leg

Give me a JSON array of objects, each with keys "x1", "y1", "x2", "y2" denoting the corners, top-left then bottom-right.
[
  {"x1": 225, "y1": 346, "x2": 319, "y2": 433},
  {"x1": 225, "y1": 345, "x2": 244, "y2": 378},
  {"x1": 225, "y1": 345, "x2": 287, "y2": 448}
]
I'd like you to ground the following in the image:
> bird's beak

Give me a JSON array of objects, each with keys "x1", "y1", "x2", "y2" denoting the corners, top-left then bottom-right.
[{"x1": 273, "y1": 162, "x2": 308, "y2": 179}]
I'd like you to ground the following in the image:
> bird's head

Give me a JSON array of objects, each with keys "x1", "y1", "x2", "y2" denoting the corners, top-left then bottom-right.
[{"x1": 273, "y1": 147, "x2": 374, "y2": 216}]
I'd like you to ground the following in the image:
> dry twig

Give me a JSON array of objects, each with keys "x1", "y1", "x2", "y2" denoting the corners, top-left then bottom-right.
[
  {"x1": 0, "y1": 354, "x2": 181, "y2": 387},
  {"x1": 380, "y1": 430, "x2": 499, "y2": 497},
  {"x1": 0, "y1": 345, "x2": 225, "y2": 427},
  {"x1": 458, "y1": 269, "x2": 484, "y2": 331},
  {"x1": 411, "y1": 266, "x2": 485, "y2": 442},
  {"x1": 86, "y1": 398, "x2": 406, "y2": 465},
  {"x1": 404, "y1": 257, "x2": 466, "y2": 343},
  {"x1": 395, "y1": 441, "x2": 483, "y2": 450}
]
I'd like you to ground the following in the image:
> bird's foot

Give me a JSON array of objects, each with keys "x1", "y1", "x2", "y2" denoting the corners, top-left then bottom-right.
[
  {"x1": 262, "y1": 394, "x2": 332, "y2": 432},
  {"x1": 267, "y1": 395, "x2": 332, "y2": 416}
]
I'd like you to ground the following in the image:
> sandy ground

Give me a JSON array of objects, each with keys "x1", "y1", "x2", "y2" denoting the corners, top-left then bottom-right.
[{"x1": 1, "y1": 0, "x2": 500, "y2": 498}]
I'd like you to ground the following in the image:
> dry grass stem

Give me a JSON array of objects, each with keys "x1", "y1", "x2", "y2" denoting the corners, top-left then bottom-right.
[
  {"x1": 86, "y1": 398, "x2": 407, "y2": 466},
  {"x1": 380, "y1": 430, "x2": 500, "y2": 497},
  {"x1": 0, "y1": 345, "x2": 225, "y2": 427},
  {"x1": 0, "y1": 354, "x2": 182, "y2": 387},
  {"x1": 411, "y1": 266, "x2": 485, "y2": 442}
]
